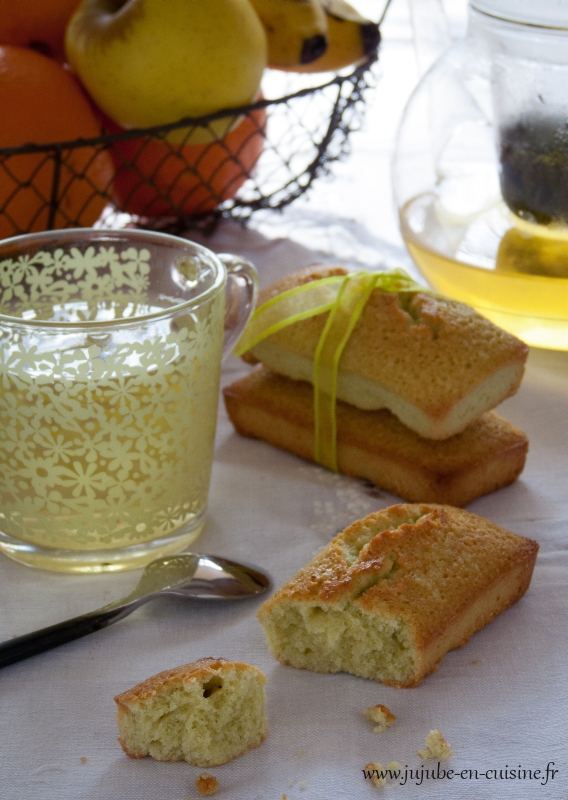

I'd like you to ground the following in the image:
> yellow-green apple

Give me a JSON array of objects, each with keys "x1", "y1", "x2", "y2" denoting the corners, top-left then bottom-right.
[{"x1": 65, "y1": 0, "x2": 267, "y2": 143}]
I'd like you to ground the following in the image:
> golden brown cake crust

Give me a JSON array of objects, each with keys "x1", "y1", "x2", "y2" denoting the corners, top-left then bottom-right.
[
  {"x1": 242, "y1": 265, "x2": 528, "y2": 424},
  {"x1": 114, "y1": 657, "x2": 266, "y2": 706},
  {"x1": 223, "y1": 368, "x2": 528, "y2": 506},
  {"x1": 257, "y1": 504, "x2": 538, "y2": 687},
  {"x1": 260, "y1": 505, "x2": 537, "y2": 626}
]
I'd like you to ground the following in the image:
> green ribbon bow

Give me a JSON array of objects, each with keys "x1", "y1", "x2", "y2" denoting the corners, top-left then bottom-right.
[{"x1": 233, "y1": 268, "x2": 428, "y2": 472}]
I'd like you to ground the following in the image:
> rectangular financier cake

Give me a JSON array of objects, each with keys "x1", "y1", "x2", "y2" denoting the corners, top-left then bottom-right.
[
  {"x1": 242, "y1": 265, "x2": 529, "y2": 440},
  {"x1": 223, "y1": 368, "x2": 528, "y2": 507},
  {"x1": 257, "y1": 504, "x2": 538, "y2": 688}
]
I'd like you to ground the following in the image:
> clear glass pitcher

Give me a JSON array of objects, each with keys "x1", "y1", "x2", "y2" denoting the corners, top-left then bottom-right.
[{"x1": 394, "y1": 0, "x2": 568, "y2": 349}]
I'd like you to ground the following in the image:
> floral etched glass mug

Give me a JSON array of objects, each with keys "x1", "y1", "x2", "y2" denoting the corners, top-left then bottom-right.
[{"x1": 0, "y1": 229, "x2": 258, "y2": 573}]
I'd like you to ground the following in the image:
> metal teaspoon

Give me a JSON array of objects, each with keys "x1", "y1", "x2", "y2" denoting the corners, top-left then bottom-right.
[{"x1": 0, "y1": 553, "x2": 270, "y2": 669}]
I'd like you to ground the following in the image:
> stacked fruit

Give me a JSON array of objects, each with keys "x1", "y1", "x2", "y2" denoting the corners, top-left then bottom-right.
[{"x1": 0, "y1": 0, "x2": 380, "y2": 238}]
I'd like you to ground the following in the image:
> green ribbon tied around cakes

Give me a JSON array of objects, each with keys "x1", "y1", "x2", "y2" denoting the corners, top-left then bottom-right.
[{"x1": 233, "y1": 268, "x2": 428, "y2": 473}]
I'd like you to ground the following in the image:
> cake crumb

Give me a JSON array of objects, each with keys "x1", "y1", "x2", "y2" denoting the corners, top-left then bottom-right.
[
  {"x1": 79, "y1": 757, "x2": 87, "y2": 764},
  {"x1": 297, "y1": 748, "x2": 304, "y2": 754},
  {"x1": 365, "y1": 762, "x2": 386, "y2": 788},
  {"x1": 364, "y1": 704, "x2": 396, "y2": 733},
  {"x1": 299, "y1": 780, "x2": 307, "y2": 790},
  {"x1": 366, "y1": 761, "x2": 403, "y2": 788},
  {"x1": 195, "y1": 772, "x2": 219, "y2": 796},
  {"x1": 281, "y1": 795, "x2": 287, "y2": 800},
  {"x1": 418, "y1": 729, "x2": 453, "y2": 760},
  {"x1": 471, "y1": 659, "x2": 479, "y2": 664}
]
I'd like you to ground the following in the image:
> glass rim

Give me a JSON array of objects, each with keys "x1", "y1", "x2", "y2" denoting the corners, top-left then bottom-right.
[{"x1": 0, "y1": 227, "x2": 226, "y2": 330}]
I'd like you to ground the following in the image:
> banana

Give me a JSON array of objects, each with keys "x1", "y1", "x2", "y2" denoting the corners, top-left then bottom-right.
[
  {"x1": 248, "y1": 0, "x2": 328, "y2": 69},
  {"x1": 291, "y1": 0, "x2": 380, "y2": 72}
]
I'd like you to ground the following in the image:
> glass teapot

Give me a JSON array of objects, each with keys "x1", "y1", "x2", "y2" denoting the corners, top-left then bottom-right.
[{"x1": 393, "y1": 0, "x2": 568, "y2": 349}]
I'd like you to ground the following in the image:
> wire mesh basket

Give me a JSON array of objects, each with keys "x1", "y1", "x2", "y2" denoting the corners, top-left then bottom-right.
[{"x1": 0, "y1": 54, "x2": 378, "y2": 238}]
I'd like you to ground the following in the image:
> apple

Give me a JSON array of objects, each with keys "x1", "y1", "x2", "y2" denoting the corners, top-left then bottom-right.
[{"x1": 65, "y1": 0, "x2": 267, "y2": 143}]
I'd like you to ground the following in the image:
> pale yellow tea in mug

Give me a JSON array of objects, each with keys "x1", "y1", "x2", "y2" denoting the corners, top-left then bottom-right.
[{"x1": 0, "y1": 231, "x2": 257, "y2": 572}]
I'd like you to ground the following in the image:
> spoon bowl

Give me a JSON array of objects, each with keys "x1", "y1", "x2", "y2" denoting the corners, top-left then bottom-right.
[
  {"x1": 0, "y1": 552, "x2": 271, "y2": 669},
  {"x1": 131, "y1": 553, "x2": 270, "y2": 600}
]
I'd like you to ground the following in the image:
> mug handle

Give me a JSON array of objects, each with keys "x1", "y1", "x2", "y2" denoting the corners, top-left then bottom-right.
[{"x1": 219, "y1": 253, "x2": 259, "y2": 359}]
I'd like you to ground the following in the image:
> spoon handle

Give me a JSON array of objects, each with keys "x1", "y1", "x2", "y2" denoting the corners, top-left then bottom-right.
[{"x1": 0, "y1": 601, "x2": 136, "y2": 669}]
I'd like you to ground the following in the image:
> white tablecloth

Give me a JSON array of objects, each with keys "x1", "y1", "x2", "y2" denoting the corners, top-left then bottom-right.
[{"x1": 2, "y1": 2, "x2": 567, "y2": 798}]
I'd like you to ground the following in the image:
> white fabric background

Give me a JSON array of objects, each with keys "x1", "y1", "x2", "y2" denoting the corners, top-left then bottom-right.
[{"x1": 1, "y1": 2, "x2": 567, "y2": 798}]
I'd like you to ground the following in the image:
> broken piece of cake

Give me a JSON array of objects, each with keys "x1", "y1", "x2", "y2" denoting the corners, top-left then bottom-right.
[
  {"x1": 257, "y1": 504, "x2": 538, "y2": 688},
  {"x1": 114, "y1": 657, "x2": 267, "y2": 767}
]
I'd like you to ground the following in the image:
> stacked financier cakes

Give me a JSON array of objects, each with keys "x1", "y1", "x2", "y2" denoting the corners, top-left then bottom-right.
[{"x1": 223, "y1": 264, "x2": 530, "y2": 506}]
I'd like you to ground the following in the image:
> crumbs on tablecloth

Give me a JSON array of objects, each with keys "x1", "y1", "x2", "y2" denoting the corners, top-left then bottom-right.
[
  {"x1": 195, "y1": 772, "x2": 219, "y2": 796},
  {"x1": 418, "y1": 729, "x2": 453, "y2": 760},
  {"x1": 366, "y1": 762, "x2": 387, "y2": 788},
  {"x1": 79, "y1": 757, "x2": 87, "y2": 764},
  {"x1": 364, "y1": 703, "x2": 396, "y2": 733},
  {"x1": 366, "y1": 761, "x2": 403, "y2": 788}
]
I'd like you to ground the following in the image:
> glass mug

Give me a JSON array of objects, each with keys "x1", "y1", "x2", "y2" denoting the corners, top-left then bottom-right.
[{"x1": 0, "y1": 229, "x2": 258, "y2": 573}]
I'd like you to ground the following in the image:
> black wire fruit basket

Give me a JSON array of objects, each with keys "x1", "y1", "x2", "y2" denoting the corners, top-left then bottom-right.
[{"x1": 0, "y1": 54, "x2": 378, "y2": 238}]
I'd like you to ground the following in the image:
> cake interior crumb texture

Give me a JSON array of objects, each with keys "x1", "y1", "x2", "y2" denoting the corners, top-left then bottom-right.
[
  {"x1": 258, "y1": 504, "x2": 538, "y2": 688},
  {"x1": 114, "y1": 658, "x2": 267, "y2": 767}
]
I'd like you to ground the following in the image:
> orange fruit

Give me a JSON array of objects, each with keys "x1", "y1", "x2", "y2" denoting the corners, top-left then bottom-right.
[
  {"x1": 0, "y1": 0, "x2": 82, "y2": 61},
  {"x1": 0, "y1": 45, "x2": 113, "y2": 239},
  {"x1": 109, "y1": 107, "x2": 267, "y2": 218}
]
